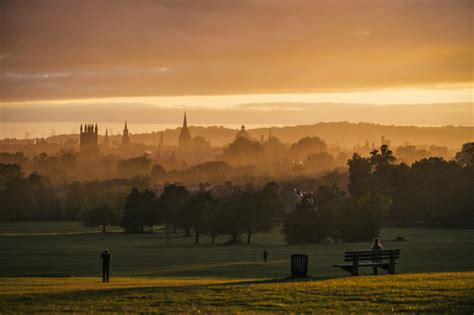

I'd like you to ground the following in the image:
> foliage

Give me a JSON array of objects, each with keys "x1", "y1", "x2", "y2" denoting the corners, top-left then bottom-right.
[
  {"x1": 120, "y1": 188, "x2": 157, "y2": 233},
  {"x1": 282, "y1": 185, "x2": 345, "y2": 244},
  {"x1": 81, "y1": 203, "x2": 119, "y2": 232},
  {"x1": 289, "y1": 136, "x2": 328, "y2": 161},
  {"x1": 337, "y1": 192, "x2": 391, "y2": 241}
]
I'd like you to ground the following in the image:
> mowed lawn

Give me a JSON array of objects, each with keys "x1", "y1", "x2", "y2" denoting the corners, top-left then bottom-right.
[
  {"x1": 0, "y1": 222, "x2": 473, "y2": 278},
  {"x1": 1, "y1": 273, "x2": 473, "y2": 313},
  {"x1": 1, "y1": 222, "x2": 474, "y2": 313}
]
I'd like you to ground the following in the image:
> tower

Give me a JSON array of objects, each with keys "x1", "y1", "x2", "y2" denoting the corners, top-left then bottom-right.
[
  {"x1": 178, "y1": 113, "x2": 191, "y2": 148},
  {"x1": 157, "y1": 131, "x2": 165, "y2": 157},
  {"x1": 122, "y1": 121, "x2": 130, "y2": 144},
  {"x1": 103, "y1": 128, "x2": 109, "y2": 146},
  {"x1": 158, "y1": 131, "x2": 165, "y2": 149},
  {"x1": 79, "y1": 123, "x2": 99, "y2": 151}
]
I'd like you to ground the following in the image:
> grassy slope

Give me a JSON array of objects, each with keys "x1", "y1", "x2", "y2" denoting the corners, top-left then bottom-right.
[{"x1": 1, "y1": 272, "x2": 473, "y2": 313}]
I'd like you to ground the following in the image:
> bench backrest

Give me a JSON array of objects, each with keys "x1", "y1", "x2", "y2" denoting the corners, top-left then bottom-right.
[{"x1": 344, "y1": 250, "x2": 400, "y2": 262}]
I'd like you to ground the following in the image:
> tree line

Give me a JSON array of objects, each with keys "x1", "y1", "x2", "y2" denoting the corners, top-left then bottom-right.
[{"x1": 1, "y1": 142, "x2": 472, "y2": 244}]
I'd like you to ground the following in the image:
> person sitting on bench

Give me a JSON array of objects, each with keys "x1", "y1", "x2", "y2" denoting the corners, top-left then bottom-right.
[{"x1": 371, "y1": 238, "x2": 383, "y2": 275}]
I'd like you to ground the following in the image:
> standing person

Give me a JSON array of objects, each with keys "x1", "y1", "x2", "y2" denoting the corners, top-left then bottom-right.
[
  {"x1": 371, "y1": 238, "x2": 383, "y2": 275},
  {"x1": 100, "y1": 249, "x2": 112, "y2": 283},
  {"x1": 263, "y1": 249, "x2": 268, "y2": 262}
]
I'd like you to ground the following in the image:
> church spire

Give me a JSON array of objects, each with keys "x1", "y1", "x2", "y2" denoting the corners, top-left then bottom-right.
[
  {"x1": 183, "y1": 113, "x2": 188, "y2": 129},
  {"x1": 122, "y1": 120, "x2": 130, "y2": 144},
  {"x1": 159, "y1": 131, "x2": 164, "y2": 148},
  {"x1": 178, "y1": 112, "x2": 191, "y2": 148}
]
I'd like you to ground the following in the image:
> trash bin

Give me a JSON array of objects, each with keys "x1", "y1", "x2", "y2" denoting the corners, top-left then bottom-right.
[{"x1": 290, "y1": 254, "x2": 309, "y2": 278}]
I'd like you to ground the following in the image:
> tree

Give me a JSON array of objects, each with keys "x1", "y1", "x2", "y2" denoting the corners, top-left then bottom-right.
[
  {"x1": 118, "y1": 156, "x2": 152, "y2": 177},
  {"x1": 455, "y1": 142, "x2": 474, "y2": 167},
  {"x1": 370, "y1": 144, "x2": 397, "y2": 170},
  {"x1": 182, "y1": 191, "x2": 215, "y2": 243},
  {"x1": 218, "y1": 183, "x2": 284, "y2": 244},
  {"x1": 120, "y1": 188, "x2": 157, "y2": 233},
  {"x1": 151, "y1": 164, "x2": 166, "y2": 179},
  {"x1": 219, "y1": 137, "x2": 264, "y2": 167},
  {"x1": 81, "y1": 203, "x2": 118, "y2": 232},
  {"x1": 158, "y1": 183, "x2": 189, "y2": 242},
  {"x1": 289, "y1": 136, "x2": 327, "y2": 161},
  {"x1": 249, "y1": 182, "x2": 285, "y2": 243},
  {"x1": 338, "y1": 192, "x2": 391, "y2": 241},
  {"x1": 282, "y1": 185, "x2": 345, "y2": 244},
  {"x1": 347, "y1": 153, "x2": 372, "y2": 197},
  {"x1": 305, "y1": 152, "x2": 335, "y2": 174},
  {"x1": 205, "y1": 199, "x2": 226, "y2": 244}
]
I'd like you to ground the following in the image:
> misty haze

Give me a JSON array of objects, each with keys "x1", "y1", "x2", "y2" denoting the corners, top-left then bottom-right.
[{"x1": 0, "y1": 0, "x2": 473, "y2": 313}]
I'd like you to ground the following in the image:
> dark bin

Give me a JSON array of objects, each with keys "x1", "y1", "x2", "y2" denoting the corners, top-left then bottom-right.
[{"x1": 290, "y1": 254, "x2": 309, "y2": 278}]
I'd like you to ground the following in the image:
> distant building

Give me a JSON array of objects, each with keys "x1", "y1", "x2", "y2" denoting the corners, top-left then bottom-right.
[
  {"x1": 103, "y1": 128, "x2": 110, "y2": 146},
  {"x1": 80, "y1": 124, "x2": 98, "y2": 151},
  {"x1": 235, "y1": 125, "x2": 250, "y2": 140},
  {"x1": 157, "y1": 131, "x2": 165, "y2": 157},
  {"x1": 381, "y1": 136, "x2": 391, "y2": 147},
  {"x1": 178, "y1": 113, "x2": 191, "y2": 148},
  {"x1": 122, "y1": 121, "x2": 130, "y2": 144}
]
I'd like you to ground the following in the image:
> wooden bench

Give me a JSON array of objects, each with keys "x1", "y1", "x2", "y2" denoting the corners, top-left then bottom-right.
[{"x1": 333, "y1": 249, "x2": 400, "y2": 276}]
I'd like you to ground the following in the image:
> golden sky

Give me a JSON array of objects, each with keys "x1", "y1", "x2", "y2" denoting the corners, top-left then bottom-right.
[{"x1": 0, "y1": 0, "x2": 472, "y2": 106}]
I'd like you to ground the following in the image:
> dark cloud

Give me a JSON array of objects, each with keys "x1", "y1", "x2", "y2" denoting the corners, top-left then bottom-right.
[{"x1": 0, "y1": 0, "x2": 472, "y2": 100}]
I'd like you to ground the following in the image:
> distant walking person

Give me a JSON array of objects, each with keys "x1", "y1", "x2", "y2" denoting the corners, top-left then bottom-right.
[
  {"x1": 371, "y1": 238, "x2": 383, "y2": 275},
  {"x1": 100, "y1": 249, "x2": 111, "y2": 283},
  {"x1": 263, "y1": 249, "x2": 268, "y2": 262}
]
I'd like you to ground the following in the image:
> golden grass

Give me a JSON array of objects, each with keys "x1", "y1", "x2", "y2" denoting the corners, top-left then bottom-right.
[{"x1": 1, "y1": 272, "x2": 473, "y2": 313}]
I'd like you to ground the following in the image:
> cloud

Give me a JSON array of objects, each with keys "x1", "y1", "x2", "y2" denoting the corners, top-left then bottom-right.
[
  {"x1": 0, "y1": 0, "x2": 471, "y2": 101},
  {"x1": 1, "y1": 72, "x2": 70, "y2": 81}
]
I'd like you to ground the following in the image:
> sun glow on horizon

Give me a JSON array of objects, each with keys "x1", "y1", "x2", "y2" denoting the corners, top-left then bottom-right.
[{"x1": 2, "y1": 87, "x2": 472, "y2": 109}]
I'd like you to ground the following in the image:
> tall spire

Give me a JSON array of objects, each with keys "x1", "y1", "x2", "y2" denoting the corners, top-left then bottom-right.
[
  {"x1": 178, "y1": 112, "x2": 191, "y2": 148},
  {"x1": 103, "y1": 128, "x2": 109, "y2": 145},
  {"x1": 183, "y1": 113, "x2": 188, "y2": 129},
  {"x1": 122, "y1": 120, "x2": 130, "y2": 144},
  {"x1": 159, "y1": 131, "x2": 164, "y2": 147}
]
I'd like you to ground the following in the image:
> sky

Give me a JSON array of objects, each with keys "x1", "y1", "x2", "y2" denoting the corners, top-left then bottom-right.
[{"x1": 0, "y1": 0, "x2": 472, "y2": 126}]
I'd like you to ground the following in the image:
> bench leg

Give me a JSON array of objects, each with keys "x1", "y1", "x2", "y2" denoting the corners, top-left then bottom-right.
[
  {"x1": 388, "y1": 252, "x2": 396, "y2": 274},
  {"x1": 388, "y1": 263, "x2": 395, "y2": 274},
  {"x1": 351, "y1": 265, "x2": 359, "y2": 276}
]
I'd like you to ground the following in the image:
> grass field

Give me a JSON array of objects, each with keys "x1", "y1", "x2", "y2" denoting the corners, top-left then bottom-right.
[
  {"x1": 1, "y1": 222, "x2": 473, "y2": 313},
  {"x1": 1, "y1": 222, "x2": 473, "y2": 278},
  {"x1": 1, "y1": 273, "x2": 473, "y2": 313}
]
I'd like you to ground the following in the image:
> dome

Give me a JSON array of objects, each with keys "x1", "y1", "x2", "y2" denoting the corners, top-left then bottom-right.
[{"x1": 235, "y1": 125, "x2": 250, "y2": 140}]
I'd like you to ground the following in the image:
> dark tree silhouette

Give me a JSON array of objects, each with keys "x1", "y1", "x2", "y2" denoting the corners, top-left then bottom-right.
[
  {"x1": 159, "y1": 183, "x2": 189, "y2": 242},
  {"x1": 282, "y1": 185, "x2": 344, "y2": 244},
  {"x1": 81, "y1": 203, "x2": 118, "y2": 232},
  {"x1": 338, "y1": 192, "x2": 391, "y2": 241},
  {"x1": 455, "y1": 142, "x2": 474, "y2": 167},
  {"x1": 121, "y1": 188, "x2": 157, "y2": 233},
  {"x1": 182, "y1": 191, "x2": 215, "y2": 243}
]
